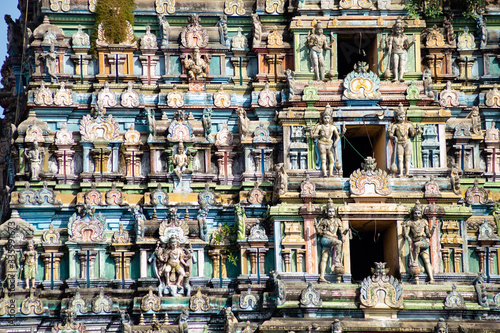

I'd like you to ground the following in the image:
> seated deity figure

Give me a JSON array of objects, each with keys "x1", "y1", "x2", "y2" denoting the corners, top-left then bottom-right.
[
  {"x1": 315, "y1": 199, "x2": 346, "y2": 283},
  {"x1": 183, "y1": 47, "x2": 210, "y2": 80},
  {"x1": 172, "y1": 142, "x2": 191, "y2": 181},
  {"x1": 386, "y1": 18, "x2": 411, "y2": 82},
  {"x1": 311, "y1": 105, "x2": 342, "y2": 177},
  {"x1": 388, "y1": 104, "x2": 421, "y2": 177},
  {"x1": 306, "y1": 21, "x2": 332, "y2": 81},
  {"x1": 404, "y1": 201, "x2": 436, "y2": 283}
]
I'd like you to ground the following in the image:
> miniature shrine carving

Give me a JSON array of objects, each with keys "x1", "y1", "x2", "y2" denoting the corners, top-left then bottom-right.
[
  {"x1": 72, "y1": 25, "x2": 90, "y2": 47},
  {"x1": 181, "y1": 14, "x2": 209, "y2": 49},
  {"x1": 343, "y1": 62, "x2": 381, "y2": 100},
  {"x1": 258, "y1": 83, "x2": 277, "y2": 107},
  {"x1": 350, "y1": 157, "x2": 391, "y2": 196},
  {"x1": 403, "y1": 201, "x2": 436, "y2": 283},
  {"x1": 232, "y1": 27, "x2": 248, "y2": 50},
  {"x1": 485, "y1": 84, "x2": 500, "y2": 108}
]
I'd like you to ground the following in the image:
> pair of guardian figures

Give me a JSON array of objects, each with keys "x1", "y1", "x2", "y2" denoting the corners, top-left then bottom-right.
[
  {"x1": 307, "y1": 19, "x2": 410, "y2": 82},
  {"x1": 315, "y1": 200, "x2": 436, "y2": 283},
  {"x1": 312, "y1": 103, "x2": 419, "y2": 178}
]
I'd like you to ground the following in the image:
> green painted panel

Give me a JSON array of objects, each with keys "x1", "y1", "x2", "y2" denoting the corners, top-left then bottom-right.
[
  {"x1": 297, "y1": 34, "x2": 332, "y2": 76},
  {"x1": 209, "y1": 56, "x2": 221, "y2": 76},
  {"x1": 130, "y1": 253, "x2": 140, "y2": 280},
  {"x1": 204, "y1": 252, "x2": 212, "y2": 279},
  {"x1": 264, "y1": 250, "x2": 274, "y2": 275},
  {"x1": 170, "y1": 55, "x2": 182, "y2": 75},
  {"x1": 60, "y1": 253, "x2": 69, "y2": 280},
  {"x1": 489, "y1": 56, "x2": 500, "y2": 75},
  {"x1": 104, "y1": 254, "x2": 115, "y2": 279},
  {"x1": 468, "y1": 248, "x2": 480, "y2": 273}
]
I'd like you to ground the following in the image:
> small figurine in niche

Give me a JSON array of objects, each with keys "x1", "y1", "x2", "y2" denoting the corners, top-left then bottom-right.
[
  {"x1": 26, "y1": 141, "x2": 42, "y2": 180},
  {"x1": 386, "y1": 18, "x2": 412, "y2": 82},
  {"x1": 403, "y1": 201, "x2": 436, "y2": 283},
  {"x1": 41, "y1": 44, "x2": 58, "y2": 83},
  {"x1": 388, "y1": 104, "x2": 421, "y2": 177},
  {"x1": 183, "y1": 47, "x2": 210, "y2": 80},
  {"x1": 21, "y1": 240, "x2": 38, "y2": 289},
  {"x1": 306, "y1": 21, "x2": 332, "y2": 81},
  {"x1": 467, "y1": 106, "x2": 482, "y2": 135},
  {"x1": 315, "y1": 199, "x2": 347, "y2": 283},
  {"x1": 310, "y1": 105, "x2": 344, "y2": 177},
  {"x1": 172, "y1": 142, "x2": 192, "y2": 181}
]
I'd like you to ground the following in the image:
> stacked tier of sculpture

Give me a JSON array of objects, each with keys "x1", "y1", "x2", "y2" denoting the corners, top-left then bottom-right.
[{"x1": 1, "y1": 0, "x2": 500, "y2": 332}]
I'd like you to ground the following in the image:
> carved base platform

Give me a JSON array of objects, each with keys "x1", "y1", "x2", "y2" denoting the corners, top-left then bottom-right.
[
  {"x1": 41, "y1": 280, "x2": 64, "y2": 290},
  {"x1": 209, "y1": 277, "x2": 232, "y2": 288},
  {"x1": 138, "y1": 277, "x2": 158, "y2": 287},
  {"x1": 236, "y1": 275, "x2": 270, "y2": 285},
  {"x1": 111, "y1": 278, "x2": 135, "y2": 289},
  {"x1": 66, "y1": 279, "x2": 111, "y2": 288},
  {"x1": 80, "y1": 172, "x2": 124, "y2": 183},
  {"x1": 173, "y1": 173, "x2": 192, "y2": 193}
]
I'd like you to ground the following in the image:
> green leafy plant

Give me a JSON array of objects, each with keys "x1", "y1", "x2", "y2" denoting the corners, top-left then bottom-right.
[
  {"x1": 405, "y1": 0, "x2": 487, "y2": 19},
  {"x1": 211, "y1": 222, "x2": 238, "y2": 266},
  {"x1": 91, "y1": 0, "x2": 135, "y2": 54}
]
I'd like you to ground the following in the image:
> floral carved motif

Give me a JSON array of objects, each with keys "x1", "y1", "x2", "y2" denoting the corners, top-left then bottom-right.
[
  {"x1": 54, "y1": 82, "x2": 73, "y2": 106},
  {"x1": 360, "y1": 262, "x2": 403, "y2": 310},
  {"x1": 213, "y1": 85, "x2": 231, "y2": 108},
  {"x1": 225, "y1": 0, "x2": 245, "y2": 15},
  {"x1": 80, "y1": 114, "x2": 120, "y2": 142},
  {"x1": 167, "y1": 85, "x2": 184, "y2": 108},
  {"x1": 350, "y1": 157, "x2": 391, "y2": 196},
  {"x1": 120, "y1": 81, "x2": 140, "y2": 108}
]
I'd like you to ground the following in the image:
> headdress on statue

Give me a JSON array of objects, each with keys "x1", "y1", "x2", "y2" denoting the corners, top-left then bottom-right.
[
  {"x1": 411, "y1": 200, "x2": 423, "y2": 215},
  {"x1": 396, "y1": 103, "x2": 406, "y2": 117},
  {"x1": 393, "y1": 18, "x2": 404, "y2": 33},
  {"x1": 324, "y1": 198, "x2": 336, "y2": 214},
  {"x1": 322, "y1": 104, "x2": 333, "y2": 121},
  {"x1": 314, "y1": 20, "x2": 323, "y2": 31}
]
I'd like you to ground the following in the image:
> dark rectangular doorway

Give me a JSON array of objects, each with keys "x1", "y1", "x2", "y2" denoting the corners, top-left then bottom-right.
[
  {"x1": 342, "y1": 125, "x2": 386, "y2": 177},
  {"x1": 337, "y1": 33, "x2": 378, "y2": 79}
]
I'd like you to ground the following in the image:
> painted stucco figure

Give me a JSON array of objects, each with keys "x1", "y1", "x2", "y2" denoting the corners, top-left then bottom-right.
[
  {"x1": 172, "y1": 142, "x2": 191, "y2": 181},
  {"x1": 310, "y1": 105, "x2": 343, "y2": 177},
  {"x1": 315, "y1": 199, "x2": 346, "y2": 283},
  {"x1": 388, "y1": 104, "x2": 421, "y2": 177},
  {"x1": 404, "y1": 201, "x2": 436, "y2": 283},
  {"x1": 386, "y1": 18, "x2": 411, "y2": 82},
  {"x1": 154, "y1": 236, "x2": 192, "y2": 296},
  {"x1": 21, "y1": 240, "x2": 38, "y2": 289},
  {"x1": 306, "y1": 21, "x2": 332, "y2": 81}
]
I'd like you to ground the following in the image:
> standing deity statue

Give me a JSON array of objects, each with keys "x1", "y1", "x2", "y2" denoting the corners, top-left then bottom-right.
[
  {"x1": 315, "y1": 199, "x2": 346, "y2": 283},
  {"x1": 467, "y1": 106, "x2": 482, "y2": 135},
  {"x1": 386, "y1": 18, "x2": 411, "y2": 82},
  {"x1": 1, "y1": 237, "x2": 20, "y2": 290},
  {"x1": 154, "y1": 236, "x2": 192, "y2": 296},
  {"x1": 403, "y1": 201, "x2": 436, "y2": 283},
  {"x1": 388, "y1": 104, "x2": 421, "y2": 177},
  {"x1": 202, "y1": 107, "x2": 213, "y2": 142},
  {"x1": 172, "y1": 142, "x2": 191, "y2": 181},
  {"x1": 236, "y1": 108, "x2": 251, "y2": 141},
  {"x1": 26, "y1": 141, "x2": 42, "y2": 180},
  {"x1": 251, "y1": 14, "x2": 262, "y2": 47},
  {"x1": 306, "y1": 21, "x2": 332, "y2": 81},
  {"x1": 232, "y1": 27, "x2": 247, "y2": 49},
  {"x1": 21, "y1": 240, "x2": 38, "y2": 289},
  {"x1": 310, "y1": 105, "x2": 343, "y2": 177},
  {"x1": 41, "y1": 44, "x2": 58, "y2": 83}
]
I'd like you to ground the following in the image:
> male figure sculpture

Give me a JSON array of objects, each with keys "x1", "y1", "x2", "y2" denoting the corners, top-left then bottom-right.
[
  {"x1": 388, "y1": 104, "x2": 420, "y2": 177},
  {"x1": 172, "y1": 142, "x2": 191, "y2": 181},
  {"x1": 311, "y1": 105, "x2": 342, "y2": 177},
  {"x1": 315, "y1": 199, "x2": 346, "y2": 283},
  {"x1": 306, "y1": 21, "x2": 332, "y2": 81},
  {"x1": 21, "y1": 240, "x2": 38, "y2": 289},
  {"x1": 26, "y1": 141, "x2": 42, "y2": 180},
  {"x1": 386, "y1": 18, "x2": 410, "y2": 82},
  {"x1": 404, "y1": 201, "x2": 436, "y2": 283}
]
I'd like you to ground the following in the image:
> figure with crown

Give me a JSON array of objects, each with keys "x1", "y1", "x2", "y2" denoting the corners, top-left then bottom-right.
[
  {"x1": 386, "y1": 18, "x2": 411, "y2": 82},
  {"x1": 315, "y1": 199, "x2": 347, "y2": 283},
  {"x1": 307, "y1": 21, "x2": 332, "y2": 81},
  {"x1": 388, "y1": 103, "x2": 421, "y2": 177},
  {"x1": 403, "y1": 201, "x2": 436, "y2": 283},
  {"x1": 311, "y1": 105, "x2": 344, "y2": 177}
]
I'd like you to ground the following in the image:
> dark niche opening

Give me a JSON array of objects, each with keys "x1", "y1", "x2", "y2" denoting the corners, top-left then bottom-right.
[
  {"x1": 337, "y1": 33, "x2": 378, "y2": 79},
  {"x1": 349, "y1": 220, "x2": 400, "y2": 282}
]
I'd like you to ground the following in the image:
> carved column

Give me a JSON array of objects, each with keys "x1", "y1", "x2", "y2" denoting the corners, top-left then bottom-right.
[
  {"x1": 281, "y1": 221, "x2": 306, "y2": 272},
  {"x1": 70, "y1": 47, "x2": 92, "y2": 83},
  {"x1": 90, "y1": 139, "x2": 111, "y2": 174},
  {"x1": 209, "y1": 247, "x2": 227, "y2": 279},
  {"x1": 78, "y1": 250, "x2": 98, "y2": 279},
  {"x1": 139, "y1": 49, "x2": 160, "y2": 85}
]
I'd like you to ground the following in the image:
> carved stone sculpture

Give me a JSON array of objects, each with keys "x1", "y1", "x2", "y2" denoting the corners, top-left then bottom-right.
[
  {"x1": 439, "y1": 81, "x2": 460, "y2": 107},
  {"x1": 265, "y1": 0, "x2": 285, "y2": 14},
  {"x1": 273, "y1": 163, "x2": 288, "y2": 197},
  {"x1": 343, "y1": 62, "x2": 381, "y2": 100},
  {"x1": 258, "y1": 83, "x2": 277, "y2": 107},
  {"x1": 485, "y1": 84, "x2": 500, "y2": 108},
  {"x1": 360, "y1": 262, "x2": 403, "y2": 316},
  {"x1": 225, "y1": 0, "x2": 245, "y2": 15},
  {"x1": 403, "y1": 201, "x2": 436, "y2": 283},
  {"x1": 158, "y1": 14, "x2": 170, "y2": 48},
  {"x1": 224, "y1": 307, "x2": 238, "y2": 333},
  {"x1": 307, "y1": 21, "x2": 332, "y2": 81},
  {"x1": 236, "y1": 108, "x2": 251, "y2": 141},
  {"x1": 232, "y1": 27, "x2": 247, "y2": 50},
  {"x1": 180, "y1": 14, "x2": 209, "y2": 48},
  {"x1": 167, "y1": 85, "x2": 184, "y2": 108},
  {"x1": 26, "y1": 141, "x2": 42, "y2": 180},
  {"x1": 213, "y1": 85, "x2": 231, "y2": 108},
  {"x1": 34, "y1": 82, "x2": 53, "y2": 106},
  {"x1": 299, "y1": 282, "x2": 322, "y2": 307},
  {"x1": 202, "y1": 107, "x2": 213, "y2": 143},
  {"x1": 50, "y1": 0, "x2": 70, "y2": 12},
  {"x1": 183, "y1": 47, "x2": 210, "y2": 80},
  {"x1": 311, "y1": 105, "x2": 342, "y2": 177},
  {"x1": 251, "y1": 14, "x2": 262, "y2": 47},
  {"x1": 172, "y1": 142, "x2": 192, "y2": 181},
  {"x1": 120, "y1": 81, "x2": 140, "y2": 108},
  {"x1": 72, "y1": 25, "x2": 90, "y2": 47},
  {"x1": 386, "y1": 18, "x2": 410, "y2": 82},
  {"x1": 156, "y1": 0, "x2": 175, "y2": 14},
  {"x1": 140, "y1": 25, "x2": 158, "y2": 50},
  {"x1": 467, "y1": 106, "x2": 481, "y2": 135},
  {"x1": 154, "y1": 235, "x2": 192, "y2": 297},
  {"x1": 21, "y1": 240, "x2": 38, "y2": 289},
  {"x1": 422, "y1": 68, "x2": 436, "y2": 99},
  {"x1": 388, "y1": 104, "x2": 420, "y2": 177},
  {"x1": 41, "y1": 44, "x2": 58, "y2": 83},
  {"x1": 54, "y1": 82, "x2": 73, "y2": 106},
  {"x1": 267, "y1": 26, "x2": 283, "y2": 47},
  {"x1": 315, "y1": 199, "x2": 346, "y2": 283},
  {"x1": 377, "y1": 0, "x2": 391, "y2": 9}
]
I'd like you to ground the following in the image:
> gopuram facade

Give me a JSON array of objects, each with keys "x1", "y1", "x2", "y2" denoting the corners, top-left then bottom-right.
[{"x1": 1, "y1": 0, "x2": 500, "y2": 332}]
